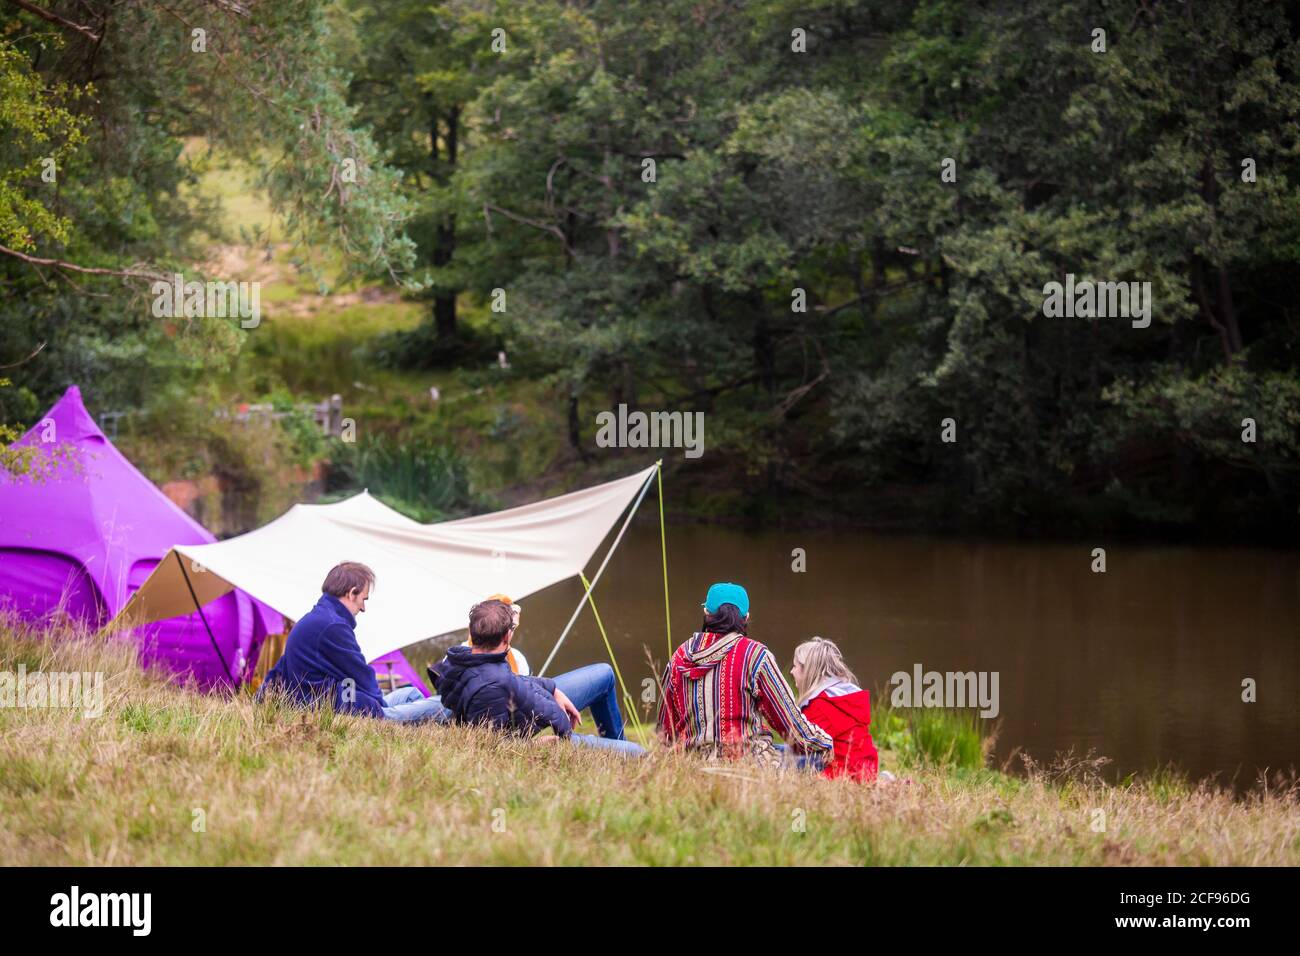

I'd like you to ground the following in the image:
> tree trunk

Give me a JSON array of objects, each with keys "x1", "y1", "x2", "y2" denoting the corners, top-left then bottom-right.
[
  {"x1": 753, "y1": 310, "x2": 776, "y2": 396},
  {"x1": 751, "y1": 296, "x2": 777, "y2": 494},
  {"x1": 621, "y1": 360, "x2": 638, "y2": 409},
  {"x1": 1195, "y1": 156, "x2": 1241, "y2": 362},
  {"x1": 1192, "y1": 259, "x2": 1234, "y2": 363},
  {"x1": 568, "y1": 391, "x2": 588, "y2": 461},
  {"x1": 431, "y1": 106, "x2": 460, "y2": 340},
  {"x1": 1216, "y1": 266, "x2": 1243, "y2": 355}
]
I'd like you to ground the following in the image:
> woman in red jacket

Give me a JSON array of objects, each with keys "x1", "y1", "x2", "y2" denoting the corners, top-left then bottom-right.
[{"x1": 791, "y1": 637, "x2": 879, "y2": 782}]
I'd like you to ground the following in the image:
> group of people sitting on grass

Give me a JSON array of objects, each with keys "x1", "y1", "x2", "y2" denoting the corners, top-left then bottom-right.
[{"x1": 259, "y1": 561, "x2": 879, "y2": 781}]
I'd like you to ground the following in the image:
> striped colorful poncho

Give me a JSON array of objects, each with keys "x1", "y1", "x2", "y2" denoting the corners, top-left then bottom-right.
[{"x1": 656, "y1": 631, "x2": 833, "y2": 767}]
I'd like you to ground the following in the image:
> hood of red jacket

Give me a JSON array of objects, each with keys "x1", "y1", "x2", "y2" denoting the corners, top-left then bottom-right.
[{"x1": 804, "y1": 689, "x2": 871, "y2": 737}]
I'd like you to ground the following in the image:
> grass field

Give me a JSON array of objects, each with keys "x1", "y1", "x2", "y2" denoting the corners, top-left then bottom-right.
[{"x1": 3, "y1": 618, "x2": 1297, "y2": 866}]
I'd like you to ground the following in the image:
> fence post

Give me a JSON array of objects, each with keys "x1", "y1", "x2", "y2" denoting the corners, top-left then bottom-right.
[{"x1": 328, "y1": 394, "x2": 343, "y2": 437}]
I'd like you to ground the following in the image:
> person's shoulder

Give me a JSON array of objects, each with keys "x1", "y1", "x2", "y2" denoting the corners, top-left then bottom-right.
[
  {"x1": 293, "y1": 598, "x2": 336, "y2": 627},
  {"x1": 319, "y1": 614, "x2": 353, "y2": 635},
  {"x1": 318, "y1": 617, "x2": 361, "y2": 648},
  {"x1": 470, "y1": 659, "x2": 516, "y2": 688},
  {"x1": 288, "y1": 603, "x2": 321, "y2": 631},
  {"x1": 667, "y1": 633, "x2": 710, "y2": 668},
  {"x1": 740, "y1": 640, "x2": 784, "y2": 677},
  {"x1": 802, "y1": 691, "x2": 832, "y2": 712}
]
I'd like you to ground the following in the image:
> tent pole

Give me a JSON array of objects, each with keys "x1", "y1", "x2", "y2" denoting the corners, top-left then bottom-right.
[
  {"x1": 657, "y1": 461, "x2": 672, "y2": 660},
  {"x1": 578, "y1": 571, "x2": 649, "y2": 748},
  {"x1": 538, "y1": 463, "x2": 659, "y2": 677},
  {"x1": 175, "y1": 550, "x2": 233, "y2": 682}
]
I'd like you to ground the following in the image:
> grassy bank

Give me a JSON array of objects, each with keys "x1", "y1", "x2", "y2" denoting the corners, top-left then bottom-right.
[{"x1": 3, "y1": 619, "x2": 1296, "y2": 866}]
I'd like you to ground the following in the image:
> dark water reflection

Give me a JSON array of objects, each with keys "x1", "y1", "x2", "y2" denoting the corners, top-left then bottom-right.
[{"x1": 406, "y1": 524, "x2": 1299, "y2": 788}]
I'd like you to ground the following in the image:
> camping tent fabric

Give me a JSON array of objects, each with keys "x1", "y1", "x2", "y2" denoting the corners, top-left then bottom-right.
[
  {"x1": 116, "y1": 464, "x2": 658, "y2": 664},
  {"x1": 370, "y1": 649, "x2": 430, "y2": 696},
  {"x1": 0, "y1": 386, "x2": 282, "y2": 687}
]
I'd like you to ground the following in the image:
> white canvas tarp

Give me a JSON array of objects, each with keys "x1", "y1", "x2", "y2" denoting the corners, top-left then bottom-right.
[{"x1": 114, "y1": 464, "x2": 658, "y2": 662}]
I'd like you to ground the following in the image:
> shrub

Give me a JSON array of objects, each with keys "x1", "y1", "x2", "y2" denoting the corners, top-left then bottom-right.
[{"x1": 327, "y1": 437, "x2": 474, "y2": 521}]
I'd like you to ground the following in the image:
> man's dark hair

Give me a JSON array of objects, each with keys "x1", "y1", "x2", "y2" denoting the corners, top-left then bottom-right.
[
  {"x1": 468, "y1": 599, "x2": 515, "y2": 648},
  {"x1": 702, "y1": 603, "x2": 747, "y2": 636},
  {"x1": 322, "y1": 562, "x2": 375, "y2": 599}
]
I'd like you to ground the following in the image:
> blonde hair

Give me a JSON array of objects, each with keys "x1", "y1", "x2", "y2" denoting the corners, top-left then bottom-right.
[{"x1": 792, "y1": 637, "x2": 858, "y2": 707}]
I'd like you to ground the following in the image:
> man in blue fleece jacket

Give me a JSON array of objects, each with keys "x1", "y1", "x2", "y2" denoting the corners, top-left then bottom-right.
[
  {"x1": 431, "y1": 599, "x2": 644, "y2": 756},
  {"x1": 260, "y1": 561, "x2": 443, "y2": 723}
]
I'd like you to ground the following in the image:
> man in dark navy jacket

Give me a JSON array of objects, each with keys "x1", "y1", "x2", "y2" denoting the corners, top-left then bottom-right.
[
  {"x1": 260, "y1": 562, "x2": 443, "y2": 723},
  {"x1": 431, "y1": 599, "x2": 644, "y2": 755}
]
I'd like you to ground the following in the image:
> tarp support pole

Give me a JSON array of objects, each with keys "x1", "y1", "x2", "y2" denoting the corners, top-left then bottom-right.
[
  {"x1": 538, "y1": 463, "x2": 659, "y2": 677},
  {"x1": 578, "y1": 571, "x2": 648, "y2": 747},
  {"x1": 175, "y1": 550, "x2": 233, "y2": 682},
  {"x1": 657, "y1": 462, "x2": 671, "y2": 660}
]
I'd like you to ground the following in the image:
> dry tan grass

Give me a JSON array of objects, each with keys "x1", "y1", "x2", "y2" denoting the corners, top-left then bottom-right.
[{"x1": 2, "y1": 621, "x2": 1297, "y2": 866}]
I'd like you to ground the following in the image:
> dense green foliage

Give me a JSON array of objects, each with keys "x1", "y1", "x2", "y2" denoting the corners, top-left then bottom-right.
[
  {"x1": 0, "y1": 0, "x2": 412, "y2": 419},
  {"x1": 339, "y1": 0, "x2": 1300, "y2": 536},
  {"x1": 3, "y1": 0, "x2": 1298, "y2": 537}
]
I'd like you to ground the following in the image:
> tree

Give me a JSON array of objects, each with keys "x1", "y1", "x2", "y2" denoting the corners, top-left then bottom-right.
[
  {"x1": 0, "y1": 0, "x2": 414, "y2": 424},
  {"x1": 343, "y1": 0, "x2": 505, "y2": 346}
]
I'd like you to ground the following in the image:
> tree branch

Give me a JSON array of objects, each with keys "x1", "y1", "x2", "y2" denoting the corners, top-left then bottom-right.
[
  {"x1": 3, "y1": 0, "x2": 99, "y2": 41},
  {"x1": 204, "y1": 0, "x2": 251, "y2": 16},
  {"x1": 482, "y1": 203, "x2": 575, "y2": 257},
  {"x1": 615, "y1": 149, "x2": 686, "y2": 160},
  {"x1": 0, "y1": 340, "x2": 46, "y2": 369},
  {"x1": 813, "y1": 277, "x2": 930, "y2": 317},
  {"x1": 771, "y1": 339, "x2": 830, "y2": 420},
  {"x1": 154, "y1": 2, "x2": 281, "y2": 113},
  {"x1": 0, "y1": 244, "x2": 168, "y2": 282}
]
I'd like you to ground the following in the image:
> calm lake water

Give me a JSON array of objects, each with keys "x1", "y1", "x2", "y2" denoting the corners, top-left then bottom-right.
[{"x1": 407, "y1": 523, "x2": 1299, "y2": 788}]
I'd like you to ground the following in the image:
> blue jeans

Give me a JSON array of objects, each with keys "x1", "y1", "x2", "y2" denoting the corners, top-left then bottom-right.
[
  {"x1": 774, "y1": 742, "x2": 826, "y2": 772},
  {"x1": 552, "y1": 663, "x2": 628, "y2": 740},
  {"x1": 382, "y1": 686, "x2": 451, "y2": 724},
  {"x1": 570, "y1": 732, "x2": 645, "y2": 757}
]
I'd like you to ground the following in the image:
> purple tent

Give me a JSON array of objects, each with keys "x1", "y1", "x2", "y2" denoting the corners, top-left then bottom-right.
[
  {"x1": 370, "y1": 649, "x2": 431, "y2": 696},
  {"x1": 0, "y1": 385, "x2": 282, "y2": 687}
]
